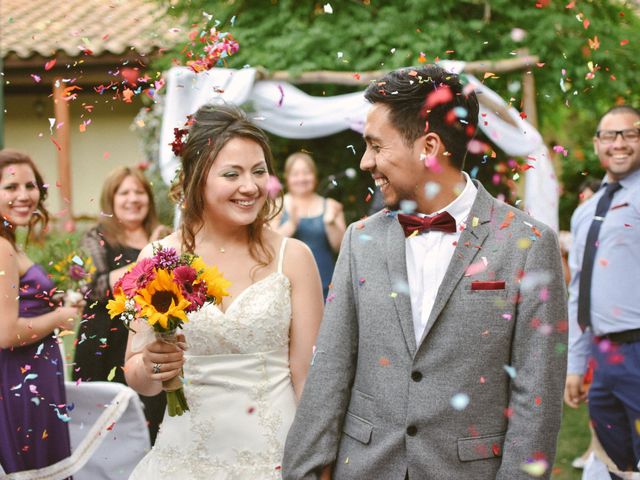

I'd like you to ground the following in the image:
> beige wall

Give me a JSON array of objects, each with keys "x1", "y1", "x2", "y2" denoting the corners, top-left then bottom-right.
[{"x1": 4, "y1": 92, "x2": 147, "y2": 221}]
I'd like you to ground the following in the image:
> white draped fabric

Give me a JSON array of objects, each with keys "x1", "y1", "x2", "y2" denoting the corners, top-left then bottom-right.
[{"x1": 159, "y1": 64, "x2": 558, "y2": 231}]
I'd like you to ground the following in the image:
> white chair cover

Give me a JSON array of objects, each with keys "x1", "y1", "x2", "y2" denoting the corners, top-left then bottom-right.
[{"x1": 0, "y1": 382, "x2": 150, "y2": 480}]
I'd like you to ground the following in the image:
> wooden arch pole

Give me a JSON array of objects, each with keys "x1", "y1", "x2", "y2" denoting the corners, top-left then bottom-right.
[{"x1": 53, "y1": 78, "x2": 75, "y2": 231}]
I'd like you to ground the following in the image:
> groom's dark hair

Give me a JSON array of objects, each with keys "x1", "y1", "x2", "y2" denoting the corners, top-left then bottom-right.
[{"x1": 364, "y1": 64, "x2": 479, "y2": 170}]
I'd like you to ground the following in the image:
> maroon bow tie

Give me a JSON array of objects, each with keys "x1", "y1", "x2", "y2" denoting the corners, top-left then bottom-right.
[{"x1": 397, "y1": 211, "x2": 457, "y2": 237}]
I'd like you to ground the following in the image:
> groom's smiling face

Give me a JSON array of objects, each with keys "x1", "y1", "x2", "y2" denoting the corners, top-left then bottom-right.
[{"x1": 360, "y1": 103, "x2": 425, "y2": 210}]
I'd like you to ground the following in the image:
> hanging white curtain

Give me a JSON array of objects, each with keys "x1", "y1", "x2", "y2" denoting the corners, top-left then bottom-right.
[{"x1": 159, "y1": 64, "x2": 559, "y2": 231}]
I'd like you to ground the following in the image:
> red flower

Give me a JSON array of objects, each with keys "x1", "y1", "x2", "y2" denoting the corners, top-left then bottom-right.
[
  {"x1": 170, "y1": 128, "x2": 189, "y2": 157},
  {"x1": 173, "y1": 265, "x2": 207, "y2": 311}
]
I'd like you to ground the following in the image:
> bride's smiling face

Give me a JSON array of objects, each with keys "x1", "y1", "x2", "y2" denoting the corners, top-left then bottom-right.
[{"x1": 202, "y1": 137, "x2": 269, "y2": 227}]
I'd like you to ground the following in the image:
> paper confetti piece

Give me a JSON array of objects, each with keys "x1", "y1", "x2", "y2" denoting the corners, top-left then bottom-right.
[
  {"x1": 44, "y1": 59, "x2": 57, "y2": 71},
  {"x1": 52, "y1": 407, "x2": 71, "y2": 423},
  {"x1": 424, "y1": 182, "x2": 441, "y2": 200},
  {"x1": 464, "y1": 259, "x2": 488, "y2": 277},
  {"x1": 424, "y1": 86, "x2": 453, "y2": 110},
  {"x1": 266, "y1": 176, "x2": 282, "y2": 199},
  {"x1": 552, "y1": 145, "x2": 568, "y2": 157},
  {"x1": 450, "y1": 393, "x2": 470, "y2": 410},
  {"x1": 503, "y1": 365, "x2": 516, "y2": 379},
  {"x1": 107, "y1": 366, "x2": 117, "y2": 381},
  {"x1": 521, "y1": 460, "x2": 548, "y2": 477},
  {"x1": 499, "y1": 211, "x2": 515, "y2": 230},
  {"x1": 517, "y1": 237, "x2": 532, "y2": 249},
  {"x1": 392, "y1": 280, "x2": 410, "y2": 295},
  {"x1": 50, "y1": 138, "x2": 62, "y2": 151}
]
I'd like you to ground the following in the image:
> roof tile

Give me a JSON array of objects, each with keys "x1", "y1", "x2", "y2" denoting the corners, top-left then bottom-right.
[{"x1": 1, "y1": 0, "x2": 179, "y2": 59}]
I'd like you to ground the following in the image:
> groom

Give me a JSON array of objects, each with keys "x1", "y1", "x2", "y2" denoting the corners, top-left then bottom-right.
[{"x1": 283, "y1": 64, "x2": 567, "y2": 479}]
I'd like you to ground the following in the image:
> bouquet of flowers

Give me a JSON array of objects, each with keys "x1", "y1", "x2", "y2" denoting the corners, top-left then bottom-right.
[
  {"x1": 49, "y1": 249, "x2": 95, "y2": 307},
  {"x1": 107, "y1": 245, "x2": 230, "y2": 416}
]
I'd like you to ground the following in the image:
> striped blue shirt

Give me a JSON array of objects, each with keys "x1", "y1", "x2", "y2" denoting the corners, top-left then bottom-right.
[{"x1": 567, "y1": 168, "x2": 640, "y2": 374}]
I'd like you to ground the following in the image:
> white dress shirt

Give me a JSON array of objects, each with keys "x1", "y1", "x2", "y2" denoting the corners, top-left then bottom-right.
[{"x1": 406, "y1": 173, "x2": 478, "y2": 345}]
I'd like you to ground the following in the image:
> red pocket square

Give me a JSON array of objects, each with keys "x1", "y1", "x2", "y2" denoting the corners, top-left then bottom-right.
[{"x1": 471, "y1": 281, "x2": 506, "y2": 291}]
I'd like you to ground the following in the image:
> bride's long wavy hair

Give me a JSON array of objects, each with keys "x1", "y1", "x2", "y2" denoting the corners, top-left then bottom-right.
[{"x1": 170, "y1": 104, "x2": 282, "y2": 269}]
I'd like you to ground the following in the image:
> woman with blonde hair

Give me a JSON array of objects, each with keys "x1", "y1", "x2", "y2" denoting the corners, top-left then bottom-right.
[
  {"x1": 272, "y1": 152, "x2": 346, "y2": 297},
  {"x1": 125, "y1": 104, "x2": 323, "y2": 479},
  {"x1": 73, "y1": 165, "x2": 170, "y2": 443},
  {"x1": 0, "y1": 150, "x2": 82, "y2": 474}
]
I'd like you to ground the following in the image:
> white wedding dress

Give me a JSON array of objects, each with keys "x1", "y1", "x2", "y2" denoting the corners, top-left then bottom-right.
[{"x1": 130, "y1": 239, "x2": 296, "y2": 479}]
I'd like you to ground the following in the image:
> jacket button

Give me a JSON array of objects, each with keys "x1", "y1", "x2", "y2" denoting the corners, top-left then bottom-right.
[
  {"x1": 406, "y1": 425, "x2": 417, "y2": 436},
  {"x1": 411, "y1": 371, "x2": 422, "y2": 382}
]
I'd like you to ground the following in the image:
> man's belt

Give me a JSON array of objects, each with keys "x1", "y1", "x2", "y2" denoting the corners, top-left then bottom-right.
[{"x1": 598, "y1": 328, "x2": 640, "y2": 344}]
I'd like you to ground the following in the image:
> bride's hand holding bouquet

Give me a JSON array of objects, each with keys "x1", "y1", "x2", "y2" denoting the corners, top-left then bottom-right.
[{"x1": 107, "y1": 245, "x2": 230, "y2": 416}]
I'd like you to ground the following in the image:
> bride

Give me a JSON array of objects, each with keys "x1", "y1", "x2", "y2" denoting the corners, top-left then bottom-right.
[{"x1": 124, "y1": 104, "x2": 324, "y2": 479}]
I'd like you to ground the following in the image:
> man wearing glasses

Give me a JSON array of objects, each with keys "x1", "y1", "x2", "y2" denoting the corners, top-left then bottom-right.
[{"x1": 565, "y1": 105, "x2": 640, "y2": 477}]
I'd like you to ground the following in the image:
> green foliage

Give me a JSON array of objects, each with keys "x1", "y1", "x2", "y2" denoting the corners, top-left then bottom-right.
[
  {"x1": 22, "y1": 230, "x2": 85, "y2": 274},
  {"x1": 157, "y1": 0, "x2": 639, "y2": 226}
]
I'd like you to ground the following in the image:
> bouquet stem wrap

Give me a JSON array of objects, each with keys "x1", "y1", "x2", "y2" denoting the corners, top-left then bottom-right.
[{"x1": 156, "y1": 330, "x2": 189, "y2": 417}]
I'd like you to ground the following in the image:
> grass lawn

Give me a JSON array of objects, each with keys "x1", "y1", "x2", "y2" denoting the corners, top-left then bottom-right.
[{"x1": 552, "y1": 403, "x2": 591, "y2": 479}]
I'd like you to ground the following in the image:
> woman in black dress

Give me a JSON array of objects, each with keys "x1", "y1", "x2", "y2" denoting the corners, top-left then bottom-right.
[{"x1": 73, "y1": 166, "x2": 170, "y2": 444}]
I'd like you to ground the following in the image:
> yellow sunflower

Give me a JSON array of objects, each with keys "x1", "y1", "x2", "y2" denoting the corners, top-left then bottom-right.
[
  {"x1": 107, "y1": 290, "x2": 128, "y2": 319},
  {"x1": 191, "y1": 257, "x2": 231, "y2": 305},
  {"x1": 134, "y1": 269, "x2": 191, "y2": 330}
]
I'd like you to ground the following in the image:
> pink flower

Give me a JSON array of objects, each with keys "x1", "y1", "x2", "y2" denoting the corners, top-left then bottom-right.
[
  {"x1": 69, "y1": 264, "x2": 87, "y2": 281},
  {"x1": 120, "y1": 258, "x2": 156, "y2": 296}
]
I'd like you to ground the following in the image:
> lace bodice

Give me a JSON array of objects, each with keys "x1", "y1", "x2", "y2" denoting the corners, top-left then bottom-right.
[{"x1": 184, "y1": 272, "x2": 292, "y2": 356}]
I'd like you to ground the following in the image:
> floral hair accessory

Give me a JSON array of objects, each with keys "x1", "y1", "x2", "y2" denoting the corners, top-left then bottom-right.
[{"x1": 170, "y1": 127, "x2": 189, "y2": 157}]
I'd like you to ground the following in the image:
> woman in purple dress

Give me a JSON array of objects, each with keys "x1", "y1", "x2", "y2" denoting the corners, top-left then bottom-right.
[{"x1": 0, "y1": 150, "x2": 82, "y2": 474}]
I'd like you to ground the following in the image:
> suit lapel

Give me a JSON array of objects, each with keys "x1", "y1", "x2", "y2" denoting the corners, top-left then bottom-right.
[
  {"x1": 385, "y1": 215, "x2": 417, "y2": 357},
  {"x1": 417, "y1": 183, "x2": 496, "y2": 347}
]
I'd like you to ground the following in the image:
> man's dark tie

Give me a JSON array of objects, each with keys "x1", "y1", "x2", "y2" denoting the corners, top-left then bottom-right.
[
  {"x1": 577, "y1": 182, "x2": 622, "y2": 331},
  {"x1": 397, "y1": 211, "x2": 457, "y2": 237}
]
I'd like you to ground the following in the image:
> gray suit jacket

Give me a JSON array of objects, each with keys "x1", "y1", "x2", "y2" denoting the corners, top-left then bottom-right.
[{"x1": 283, "y1": 182, "x2": 568, "y2": 480}]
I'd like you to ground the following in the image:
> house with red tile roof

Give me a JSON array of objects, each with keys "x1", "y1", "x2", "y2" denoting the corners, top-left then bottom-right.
[{"x1": 1, "y1": 0, "x2": 180, "y2": 224}]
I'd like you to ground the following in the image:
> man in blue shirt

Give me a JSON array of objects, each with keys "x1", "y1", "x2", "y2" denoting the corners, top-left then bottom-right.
[{"x1": 565, "y1": 105, "x2": 640, "y2": 476}]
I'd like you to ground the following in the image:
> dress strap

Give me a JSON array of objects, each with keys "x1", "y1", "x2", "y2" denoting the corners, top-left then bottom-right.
[{"x1": 277, "y1": 237, "x2": 287, "y2": 274}]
